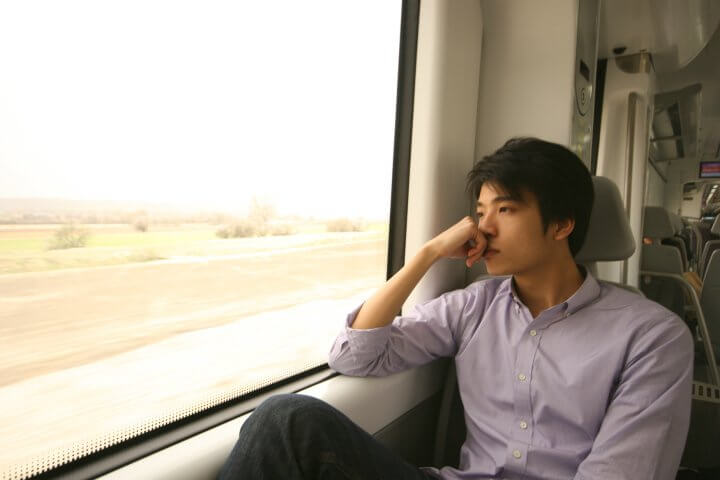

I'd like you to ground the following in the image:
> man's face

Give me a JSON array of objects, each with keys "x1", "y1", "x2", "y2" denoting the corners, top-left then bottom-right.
[{"x1": 476, "y1": 183, "x2": 557, "y2": 276}]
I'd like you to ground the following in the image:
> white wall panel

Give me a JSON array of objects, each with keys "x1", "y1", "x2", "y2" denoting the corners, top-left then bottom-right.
[
  {"x1": 404, "y1": 0, "x2": 484, "y2": 311},
  {"x1": 474, "y1": 0, "x2": 578, "y2": 159}
]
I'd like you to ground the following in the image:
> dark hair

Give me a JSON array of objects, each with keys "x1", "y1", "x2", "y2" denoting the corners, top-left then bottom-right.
[{"x1": 466, "y1": 137, "x2": 594, "y2": 256}]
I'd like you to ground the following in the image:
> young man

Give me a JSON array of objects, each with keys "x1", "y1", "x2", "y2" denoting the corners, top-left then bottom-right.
[{"x1": 218, "y1": 138, "x2": 693, "y2": 480}]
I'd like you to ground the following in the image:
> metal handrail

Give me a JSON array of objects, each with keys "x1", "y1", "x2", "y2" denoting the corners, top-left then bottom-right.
[
  {"x1": 622, "y1": 93, "x2": 640, "y2": 284},
  {"x1": 640, "y1": 270, "x2": 720, "y2": 386}
]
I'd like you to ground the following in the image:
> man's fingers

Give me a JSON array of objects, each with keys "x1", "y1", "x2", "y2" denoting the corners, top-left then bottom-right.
[
  {"x1": 466, "y1": 255, "x2": 481, "y2": 268},
  {"x1": 465, "y1": 250, "x2": 484, "y2": 267},
  {"x1": 467, "y1": 242, "x2": 486, "y2": 257},
  {"x1": 467, "y1": 245, "x2": 482, "y2": 255}
]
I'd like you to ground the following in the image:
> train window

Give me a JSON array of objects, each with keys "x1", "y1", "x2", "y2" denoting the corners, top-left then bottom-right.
[{"x1": 0, "y1": 0, "x2": 402, "y2": 477}]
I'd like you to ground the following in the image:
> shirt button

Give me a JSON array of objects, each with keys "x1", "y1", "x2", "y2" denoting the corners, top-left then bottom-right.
[
  {"x1": 519, "y1": 420, "x2": 528, "y2": 429},
  {"x1": 529, "y1": 329, "x2": 537, "y2": 336},
  {"x1": 512, "y1": 449, "x2": 522, "y2": 459},
  {"x1": 517, "y1": 373, "x2": 526, "y2": 381}
]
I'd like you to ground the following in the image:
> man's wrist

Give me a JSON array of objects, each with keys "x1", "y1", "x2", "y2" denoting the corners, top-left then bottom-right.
[{"x1": 419, "y1": 240, "x2": 443, "y2": 264}]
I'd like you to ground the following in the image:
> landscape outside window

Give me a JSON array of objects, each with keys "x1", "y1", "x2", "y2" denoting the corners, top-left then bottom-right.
[{"x1": 0, "y1": 1, "x2": 401, "y2": 478}]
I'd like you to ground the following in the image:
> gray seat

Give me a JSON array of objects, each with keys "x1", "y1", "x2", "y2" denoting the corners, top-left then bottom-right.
[
  {"x1": 700, "y1": 250, "x2": 720, "y2": 360},
  {"x1": 640, "y1": 210, "x2": 720, "y2": 386},
  {"x1": 664, "y1": 212, "x2": 689, "y2": 271},
  {"x1": 682, "y1": 251, "x2": 720, "y2": 473},
  {"x1": 699, "y1": 216, "x2": 720, "y2": 280},
  {"x1": 575, "y1": 176, "x2": 640, "y2": 295},
  {"x1": 640, "y1": 207, "x2": 688, "y2": 318},
  {"x1": 672, "y1": 213, "x2": 694, "y2": 262},
  {"x1": 692, "y1": 224, "x2": 706, "y2": 271},
  {"x1": 642, "y1": 206, "x2": 685, "y2": 274},
  {"x1": 685, "y1": 224, "x2": 699, "y2": 268}
]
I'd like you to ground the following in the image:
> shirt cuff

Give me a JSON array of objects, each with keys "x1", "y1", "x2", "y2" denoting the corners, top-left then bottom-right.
[{"x1": 344, "y1": 303, "x2": 392, "y2": 356}]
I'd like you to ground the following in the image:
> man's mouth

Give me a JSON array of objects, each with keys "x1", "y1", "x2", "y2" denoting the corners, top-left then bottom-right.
[{"x1": 483, "y1": 248, "x2": 499, "y2": 258}]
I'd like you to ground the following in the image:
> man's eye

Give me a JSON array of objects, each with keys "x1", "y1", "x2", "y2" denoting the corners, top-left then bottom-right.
[
  {"x1": 476, "y1": 212, "x2": 483, "y2": 218},
  {"x1": 499, "y1": 206, "x2": 512, "y2": 213}
]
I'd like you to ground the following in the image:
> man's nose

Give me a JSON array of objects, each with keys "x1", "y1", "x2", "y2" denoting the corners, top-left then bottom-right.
[{"x1": 478, "y1": 214, "x2": 497, "y2": 236}]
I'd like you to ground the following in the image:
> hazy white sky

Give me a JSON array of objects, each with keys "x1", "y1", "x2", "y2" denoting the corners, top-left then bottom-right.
[{"x1": 0, "y1": 1, "x2": 401, "y2": 219}]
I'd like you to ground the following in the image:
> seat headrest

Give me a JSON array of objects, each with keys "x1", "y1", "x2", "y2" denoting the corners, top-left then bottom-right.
[
  {"x1": 643, "y1": 206, "x2": 675, "y2": 239},
  {"x1": 575, "y1": 176, "x2": 635, "y2": 262},
  {"x1": 713, "y1": 215, "x2": 720, "y2": 235}
]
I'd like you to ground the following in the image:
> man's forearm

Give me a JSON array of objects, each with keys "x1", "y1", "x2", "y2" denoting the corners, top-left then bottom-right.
[{"x1": 350, "y1": 242, "x2": 441, "y2": 329}]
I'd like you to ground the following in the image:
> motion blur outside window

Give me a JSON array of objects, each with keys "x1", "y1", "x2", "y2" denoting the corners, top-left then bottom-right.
[{"x1": 0, "y1": 1, "x2": 401, "y2": 478}]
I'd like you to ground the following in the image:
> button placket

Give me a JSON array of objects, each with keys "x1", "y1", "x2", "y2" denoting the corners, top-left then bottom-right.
[
  {"x1": 512, "y1": 325, "x2": 539, "y2": 451},
  {"x1": 511, "y1": 319, "x2": 544, "y2": 456}
]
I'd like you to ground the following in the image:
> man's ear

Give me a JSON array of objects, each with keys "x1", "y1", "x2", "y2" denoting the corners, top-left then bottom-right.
[{"x1": 552, "y1": 218, "x2": 575, "y2": 241}]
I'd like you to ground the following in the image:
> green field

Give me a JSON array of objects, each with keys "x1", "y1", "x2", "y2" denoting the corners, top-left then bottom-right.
[{"x1": 0, "y1": 222, "x2": 388, "y2": 275}]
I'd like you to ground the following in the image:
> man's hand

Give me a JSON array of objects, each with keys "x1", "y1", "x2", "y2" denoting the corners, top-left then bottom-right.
[{"x1": 427, "y1": 216, "x2": 487, "y2": 268}]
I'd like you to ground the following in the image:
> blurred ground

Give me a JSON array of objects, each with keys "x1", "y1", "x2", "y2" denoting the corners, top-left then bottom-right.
[{"x1": 0, "y1": 230, "x2": 386, "y2": 478}]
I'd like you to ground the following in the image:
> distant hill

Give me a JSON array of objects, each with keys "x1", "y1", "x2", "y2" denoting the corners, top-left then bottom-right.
[
  {"x1": 0, "y1": 198, "x2": 213, "y2": 215},
  {"x1": 0, "y1": 198, "x2": 242, "y2": 224}
]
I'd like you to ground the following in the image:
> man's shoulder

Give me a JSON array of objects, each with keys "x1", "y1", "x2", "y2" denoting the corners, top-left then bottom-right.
[
  {"x1": 593, "y1": 280, "x2": 688, "y2": 334},
  {"x1": 595, "y1": 280, "x2": 668, "y2": 313},
  {"x1": 434, "y1": 275, "x2": 509, "y2": 313}
]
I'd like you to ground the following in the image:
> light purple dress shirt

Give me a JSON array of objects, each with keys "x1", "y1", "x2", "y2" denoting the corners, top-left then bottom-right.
[{"x1": 328, "y1": 273, "x2": 693, "y2": 480}]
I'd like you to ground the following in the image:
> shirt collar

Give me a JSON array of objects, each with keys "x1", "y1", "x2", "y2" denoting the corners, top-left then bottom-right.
[
  {"x1": 564, "y1": 268, "x2": 601, "y2": 315},
  {"x1": 495, "y1": 266, "x2": 601, "y2": 315}
]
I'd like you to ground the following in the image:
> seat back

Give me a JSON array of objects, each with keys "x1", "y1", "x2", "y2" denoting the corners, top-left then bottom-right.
[
  {"x1": 700, "y1": 250, "x2": 720, "y2": 354},
  {"x1": 668, "y1": 212, "x2": 690, "y2": 268},
  {"x1": 642, "y1": 206, "x2": 685, "y2": 274},
  {"x1": 699, "y1": 216, "x2": 720, "y2": 280},
  {"x1": 701, "y1": 241, "x2": 720, "y2": 280},
  {"x1": 640, "y1": 208, "x2": 687, "y2": 317},
  {"x1": 697, "y1": 219, "x2": 716, "y2": 262},
  {"x1": 642, "y1": 244, "x2": 684, "y2": 274},
  {"x1": 693, "y1": 224, "x2": 706, "y2": 269},
  {"x1": 685, "y1": 225, "x2": 698, "y2": 265},
  {"x1": 681, "y1": 254, "x2": 720, "y2": 472},
  {"x1": 575, "y1": 177, "x2": 635, "y2": 268},
  {"x1": 575, "y1": 178, "x2": 641, "y2": 295}
]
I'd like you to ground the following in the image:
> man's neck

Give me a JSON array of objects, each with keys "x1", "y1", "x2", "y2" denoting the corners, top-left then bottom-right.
[{"x1": 512, "y1": 258, "x2": 585, "y2": 318}]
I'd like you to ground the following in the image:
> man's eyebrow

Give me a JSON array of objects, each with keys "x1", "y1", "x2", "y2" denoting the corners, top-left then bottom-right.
[{"x1": 476, "y1": 196, "x2": 521, "y2": 207}]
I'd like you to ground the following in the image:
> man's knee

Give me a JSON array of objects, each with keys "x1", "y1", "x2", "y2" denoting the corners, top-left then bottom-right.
[{"x1": 243, "y1": 394, "x2": 331, "y2": 433}]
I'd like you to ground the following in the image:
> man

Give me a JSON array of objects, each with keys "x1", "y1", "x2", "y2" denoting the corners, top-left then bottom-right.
[{"x1": 218, "y1": 138, "x2": 693, "y2": 480}]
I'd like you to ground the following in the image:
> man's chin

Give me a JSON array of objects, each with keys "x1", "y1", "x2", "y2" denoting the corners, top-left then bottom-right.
[{"x1": 484, "y1": 261, "x2": 513, "y2": 277}]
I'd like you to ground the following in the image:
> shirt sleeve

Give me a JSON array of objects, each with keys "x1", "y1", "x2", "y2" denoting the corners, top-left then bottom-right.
[
  {"x1": 574, "y1": 315, "x2": 694, "y2": 480},
  {"x1": 327, "y1": 287, "x2": 478, "y2": 377}
]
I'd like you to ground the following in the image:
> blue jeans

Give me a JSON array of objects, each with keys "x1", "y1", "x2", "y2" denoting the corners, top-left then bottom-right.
[{"x1": 218, "y1": 393, "x2": 437, "y2": 480}]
